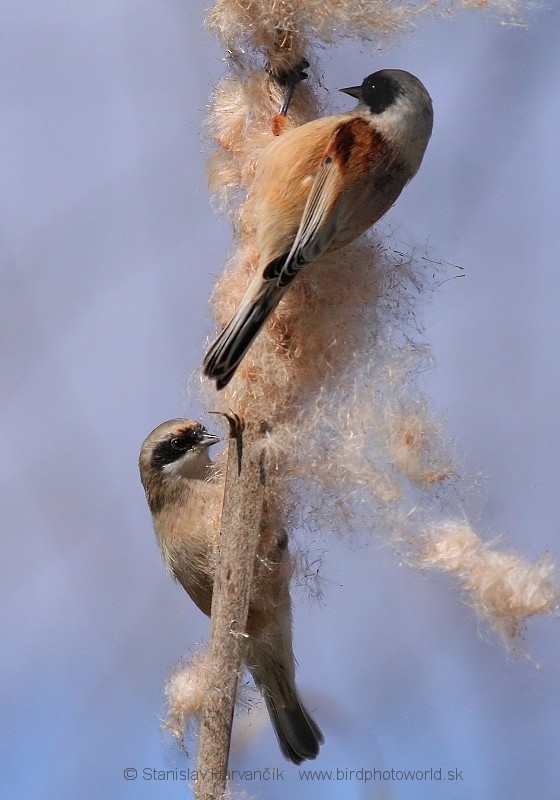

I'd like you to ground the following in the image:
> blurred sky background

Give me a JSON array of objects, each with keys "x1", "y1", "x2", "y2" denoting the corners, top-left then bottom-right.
[{"x1": 2, "y1": 2, "x2": 560, "y2": 798}]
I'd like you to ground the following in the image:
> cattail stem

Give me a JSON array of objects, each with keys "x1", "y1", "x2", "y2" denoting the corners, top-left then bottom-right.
[{"x1": 195, "y1": 419, "x2": 266, "y2": 800}]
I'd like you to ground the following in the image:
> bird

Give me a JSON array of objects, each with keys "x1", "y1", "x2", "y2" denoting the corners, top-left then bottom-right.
[
  {"x1": 203, "y1": 68, "x2": 433, "y2": 389},
  {"x1": 139, "y1": 418, "x2": 323, "y2": 764}
]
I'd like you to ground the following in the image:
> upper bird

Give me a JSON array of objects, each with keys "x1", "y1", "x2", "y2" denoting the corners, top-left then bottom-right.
[
  {"x1": 203, "y1": 68, "x2": 433, "y2": 389},
  {"x1": 139, "y1": 419, "x2": 323, "y2": 764}
]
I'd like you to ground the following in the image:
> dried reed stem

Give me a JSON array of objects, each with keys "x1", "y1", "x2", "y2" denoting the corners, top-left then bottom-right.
[{"x1": 195, "y1": 421, "x2": 266, "y2": 800}]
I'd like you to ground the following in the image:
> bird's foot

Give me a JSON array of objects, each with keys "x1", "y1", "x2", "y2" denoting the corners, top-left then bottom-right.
[{"x1": 267, "y1": 58, "x2": 310, "y2": 116}]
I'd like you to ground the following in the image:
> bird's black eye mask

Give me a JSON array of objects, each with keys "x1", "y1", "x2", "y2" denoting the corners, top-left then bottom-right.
[
  {"x1": 151, "y1": 427, "x2": 204, "y2": 469},
  {"x1": 361, "y1": 72, "x2": 401, "y2": 115}
]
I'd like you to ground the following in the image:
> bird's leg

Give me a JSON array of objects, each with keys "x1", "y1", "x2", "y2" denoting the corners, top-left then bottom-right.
[{"x1": 267, "y1": 58, "x2": 310, "y2": 116}]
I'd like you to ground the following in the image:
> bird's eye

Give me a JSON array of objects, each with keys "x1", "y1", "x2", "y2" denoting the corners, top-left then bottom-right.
[{"x1": 170, "y1": 436, "x2": 188, "y2": 451}]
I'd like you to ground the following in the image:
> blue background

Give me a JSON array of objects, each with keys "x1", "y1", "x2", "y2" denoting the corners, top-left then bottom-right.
[{"x1": 2, "y1": 2, "x2": 559, "y2": 798}]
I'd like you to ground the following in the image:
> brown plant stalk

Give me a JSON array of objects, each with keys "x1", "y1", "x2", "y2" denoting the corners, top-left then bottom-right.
[{"x1": 195, "y1": 421, "x2": 266, "y2": 800}]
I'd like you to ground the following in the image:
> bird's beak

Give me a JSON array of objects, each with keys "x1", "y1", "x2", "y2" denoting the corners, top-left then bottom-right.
[
  {"x1": 339, "y1": 85, "x2": 362, "y2": 99},
  {"x1": 199, "y1": 432, "x2": 220, "y2": 448}
]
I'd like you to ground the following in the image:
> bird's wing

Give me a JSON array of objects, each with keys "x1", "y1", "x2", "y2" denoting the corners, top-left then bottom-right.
[
  {"x1": 262, "y1": 153, "x2": 342, "y2": 287},
  {"x1": 263, "y1": 117, "x2": 384, "y2": 289}
]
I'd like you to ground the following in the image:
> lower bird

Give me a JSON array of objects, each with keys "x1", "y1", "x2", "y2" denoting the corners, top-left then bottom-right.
[
  {"x1": 139, "y1": 418, "x2": 323, "y2": 763},
  {"x1": 203, "y1": 68, "x2": 433, "y2": 389}
]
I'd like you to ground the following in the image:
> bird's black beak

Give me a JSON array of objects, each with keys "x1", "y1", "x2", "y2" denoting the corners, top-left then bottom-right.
[
  {"x1": 339, "y1": 85, "x2": 362, "y2": 99},
  {"x1": 199, "y1": 431, "x2": 220, "y2": 448}
]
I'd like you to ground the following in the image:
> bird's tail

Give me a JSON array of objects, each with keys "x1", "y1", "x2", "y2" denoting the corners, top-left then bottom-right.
[
  {"x1": 203, "y1": 281, "x2": 283, "y2": 390},
  {"x1": 263, "y1": 691, "x2": 324, "y2": 765},
  {"x1": 250, "y1": 650, "x2": 323, "y2": 764}
]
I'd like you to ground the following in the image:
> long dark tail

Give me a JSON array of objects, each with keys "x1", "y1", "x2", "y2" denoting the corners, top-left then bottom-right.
[
  {"x1": 203, "y1": 280, "x2": 284, "y2": 390},
  {"x1": 250, "y1": 649, "x2": 324, "y2": 764}
]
